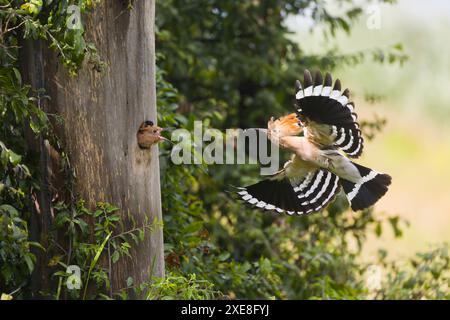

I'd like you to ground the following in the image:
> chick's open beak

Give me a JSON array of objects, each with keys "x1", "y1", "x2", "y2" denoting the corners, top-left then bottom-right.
[
  {"x1": 158, "y1": 129, "x2": 174, "y2": 144},
  {"x1": 137, "y1": 121, "x2": 174, "y2": 148}
]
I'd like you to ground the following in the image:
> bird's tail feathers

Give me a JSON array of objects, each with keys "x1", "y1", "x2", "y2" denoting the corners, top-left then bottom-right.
[{"x1": 340, "y1": 162, "x2": 391, "y2": 211}]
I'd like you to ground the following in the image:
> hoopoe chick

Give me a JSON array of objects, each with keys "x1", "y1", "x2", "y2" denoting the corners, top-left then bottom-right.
[{"x1": 137, "y1": 120, "x2": 167, "y2": 149}]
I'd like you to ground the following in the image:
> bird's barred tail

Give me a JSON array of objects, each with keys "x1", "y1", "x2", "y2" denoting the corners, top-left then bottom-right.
[{"x1": 340, "y1": 162, "x2": 392, "y2": 211}]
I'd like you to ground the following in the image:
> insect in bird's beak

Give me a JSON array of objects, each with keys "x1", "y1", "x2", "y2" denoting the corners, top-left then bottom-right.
[
  {"x1": 137, "y1": 120, "x2": 173, "y2": 149},
  {"x1": 159, "y1": 127, "x2": 175, "y2": 144}
]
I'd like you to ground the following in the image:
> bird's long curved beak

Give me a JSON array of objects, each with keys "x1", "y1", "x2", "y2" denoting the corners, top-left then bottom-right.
[{"x1": 243, "y1": 128, "x2": 267, "y2": 132}]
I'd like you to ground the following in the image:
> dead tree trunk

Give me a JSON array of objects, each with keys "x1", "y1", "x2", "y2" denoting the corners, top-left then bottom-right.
[{"x1": 20, "y1": 1, "x2": 164, "y2": 297}]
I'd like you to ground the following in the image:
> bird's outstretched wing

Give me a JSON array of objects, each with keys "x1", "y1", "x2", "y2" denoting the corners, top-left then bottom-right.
[
  {"x1": 295, "y1": 70, "x2": 363, "y2": 158},
  {"x1": 237, "y1": 163, "x2": 341, "y2": 215}
]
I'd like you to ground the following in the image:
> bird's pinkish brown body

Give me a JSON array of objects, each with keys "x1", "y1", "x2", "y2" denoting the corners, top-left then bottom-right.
[
  {"x1": 280, "y1": 136, "x2": 318, "y2": 163},
  {"x1": 273, "y1": 120, "x2": 363, "y2": 184}
]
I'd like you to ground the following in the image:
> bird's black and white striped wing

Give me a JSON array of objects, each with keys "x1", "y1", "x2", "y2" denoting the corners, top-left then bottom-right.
[
  {"x1": 295, "y1": 70, "x2": 364, "y2": 158},
  {"x1": 236, "y1": 168, "x2": 341, "y2": 215},
  {"x1": 293, "y1": 169, "x2": 341, "y2": 214}
]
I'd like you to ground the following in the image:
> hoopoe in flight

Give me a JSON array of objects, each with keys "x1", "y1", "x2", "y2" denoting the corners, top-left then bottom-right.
[{"x1": 237, "y1": 70, "x2": 391, "y2": 215}]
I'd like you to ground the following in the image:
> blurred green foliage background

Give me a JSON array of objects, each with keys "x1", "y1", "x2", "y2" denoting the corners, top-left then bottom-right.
[{"x1": 155, "y1": 0, "x2": 449, "y2": 299}]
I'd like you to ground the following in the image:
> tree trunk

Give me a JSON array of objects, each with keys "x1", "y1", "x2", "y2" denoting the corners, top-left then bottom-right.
[{"x1": 20, "y1": 0, "x2": 164, "y2": 297}]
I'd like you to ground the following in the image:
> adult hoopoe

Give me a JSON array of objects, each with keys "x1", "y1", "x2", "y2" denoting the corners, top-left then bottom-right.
[{"x1": 236, "y1": 70, "x2": 391, "y2": 215}]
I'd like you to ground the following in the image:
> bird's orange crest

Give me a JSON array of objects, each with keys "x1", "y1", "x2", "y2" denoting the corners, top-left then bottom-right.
[{"x1": 268, "y1": 113, "x2": 302, "y2": 137}]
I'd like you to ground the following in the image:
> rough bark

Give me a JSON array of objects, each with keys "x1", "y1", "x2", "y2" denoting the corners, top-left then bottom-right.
[{"x1": 20, "y1": 0, "x2": 164, "y2": 297}]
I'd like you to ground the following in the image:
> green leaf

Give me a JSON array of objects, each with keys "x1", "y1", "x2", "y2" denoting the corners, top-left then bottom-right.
[
  {"x1": 8, "y1": 151, "x2": 22, "y2": 165},
  {"x1": 28, "y1": 241, "x2": 45, "y2": 251},
  {"x1": 218, "y1": 252, "x2": 230, "y2": 262},
  {"x1": 23, "y1": 254, "x2": 34, "y2": 273},
  {"x1": 83, "y1": 231, "x2": 112, "y2": 299},
  {"x1": 126, "y1": 276, "x2": 133, "y2": 287},
  {"x1": 183, "y1": 221, "x2": 203, "y2": 234},
  {"x1": 111, "y1": 251, "x2": 120, "y2": 264},
  {"x1": 0, "y1": 204, "x2": 19, "y2": 217},
  {"x1": 108, "y1": 215, "x2": 120, "y2": 222},
  {"x1": 12, "y1": 68, "x2": 22, "y2": 85}
]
